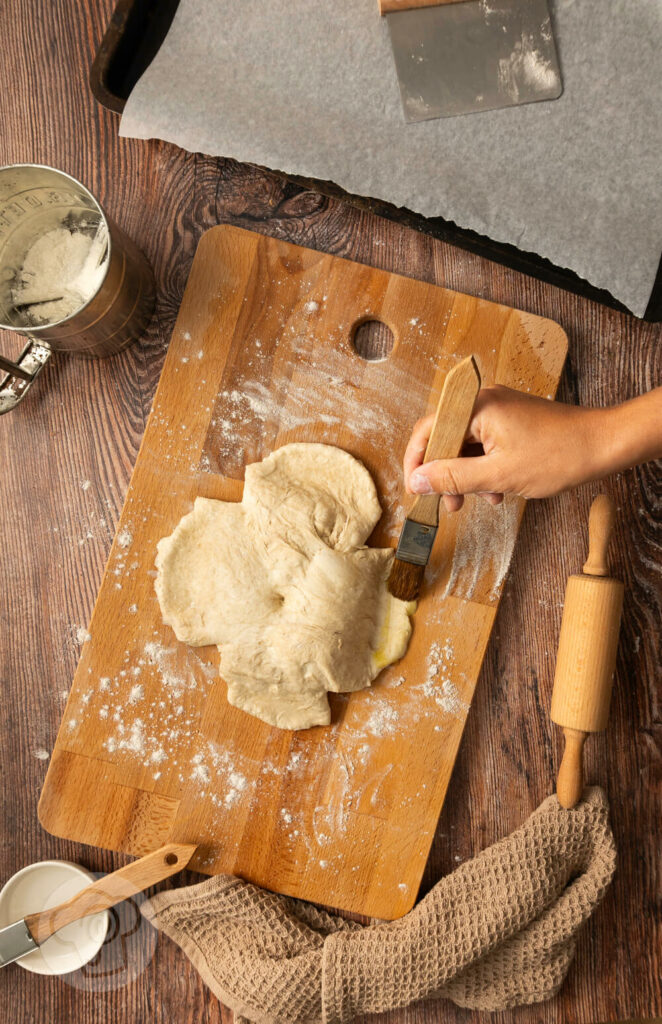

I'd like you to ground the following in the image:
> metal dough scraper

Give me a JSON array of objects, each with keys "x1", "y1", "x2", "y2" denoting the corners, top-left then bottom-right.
[{"x1": 379, "y1": 0, "x2": 563, "y2": 122}]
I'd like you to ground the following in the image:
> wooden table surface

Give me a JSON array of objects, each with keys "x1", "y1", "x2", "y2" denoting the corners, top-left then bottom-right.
[{"x1": 1, "y1": 2, "x2": 660, "y2": 1023}]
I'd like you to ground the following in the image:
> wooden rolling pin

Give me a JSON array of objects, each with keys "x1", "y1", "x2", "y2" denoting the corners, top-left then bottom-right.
[{"x1": 551, "y1": 494, "x2": 624, "y2": 809}]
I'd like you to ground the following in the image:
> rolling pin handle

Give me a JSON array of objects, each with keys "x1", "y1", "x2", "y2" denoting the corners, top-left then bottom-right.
[
  {"x1": 556, "y1": 727, "x2": 586, "y2": 809},
  {"x1": 582, "y1": 493, "x2": 616, "y2": 577}
]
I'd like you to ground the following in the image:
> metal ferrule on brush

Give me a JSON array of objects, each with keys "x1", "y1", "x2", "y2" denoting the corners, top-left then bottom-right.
[{"x1": 394, "y1": 520, "x2": 438, "y2": 566}]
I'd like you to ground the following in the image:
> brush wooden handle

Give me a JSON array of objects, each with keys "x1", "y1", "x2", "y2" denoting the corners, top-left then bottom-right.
[
  {"x1": 410, "y1": 354, "x2": 481, "y2": 527},
  {"x1": 379, "y1": 0, "x2": 465, "y2": 14},
  {"x1": 25, "y1": 843, "x2": 197, "y2": 945}
]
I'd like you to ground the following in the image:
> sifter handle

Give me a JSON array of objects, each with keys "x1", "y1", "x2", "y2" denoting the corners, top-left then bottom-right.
[
  {"x1": 0, "y1": 338, "x2": 52, "y2": 415},
  {"x1": 583, "y1": 494, "x2": 616, "y2": 577}
]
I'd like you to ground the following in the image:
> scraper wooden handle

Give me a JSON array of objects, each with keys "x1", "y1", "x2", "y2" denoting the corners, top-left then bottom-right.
[
  {"x1": 379, "y1": 0, "x2": 465, "y2": 14},
  {"x1": 25, "y1": 843, "x2": 197, "y2": 945},
  {"x1": 409, "y1": 354, "x2": 481, "y2": 528}
]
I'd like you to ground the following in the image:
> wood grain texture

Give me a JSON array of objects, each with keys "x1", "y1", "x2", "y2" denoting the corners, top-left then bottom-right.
[
  {"x1": 0, "y1": 0, "x2": 660, "y2": 1019},
  {"x1": 37, "y1": 225, "x2": 566, "y2": 920}
]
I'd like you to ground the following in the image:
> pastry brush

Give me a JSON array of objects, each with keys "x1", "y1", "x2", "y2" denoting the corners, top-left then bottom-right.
[
  {"x1": 388, "y1": 354, "x2": 481, "y2": 602},
  {"x1": 0, "y1": 843, "x2": 197, "y2": 968}
]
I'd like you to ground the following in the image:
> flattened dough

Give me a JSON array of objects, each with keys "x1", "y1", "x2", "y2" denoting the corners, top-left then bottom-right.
[{"x1": 155, "y1": 443, "x2": 414, "y2": 730}]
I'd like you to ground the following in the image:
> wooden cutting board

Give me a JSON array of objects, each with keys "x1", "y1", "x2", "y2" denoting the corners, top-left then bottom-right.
[{"x1": 39, "y1": 225, "x2": 567, "y2": 919}]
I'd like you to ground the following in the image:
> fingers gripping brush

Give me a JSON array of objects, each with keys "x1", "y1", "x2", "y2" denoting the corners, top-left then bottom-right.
[{"x1": 388, "y1": 355, "x2": 481, "y2": 602}]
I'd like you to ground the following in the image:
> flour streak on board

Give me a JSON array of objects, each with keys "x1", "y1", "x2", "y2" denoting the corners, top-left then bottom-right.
[
  {"x1": 444, "y1": 493, "x2": 521, "y2": 602},
  {"x1": 199, "y1": 302, "x2": 444, "y2": 544}
]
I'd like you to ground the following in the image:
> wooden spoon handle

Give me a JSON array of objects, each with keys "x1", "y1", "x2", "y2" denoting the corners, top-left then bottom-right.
[
  {"x1": 25, "y1": 842, "x2": 197, "y2": 945},
  {"x1": 410, "y1": 354, "x2": 481, "y2": 527}
]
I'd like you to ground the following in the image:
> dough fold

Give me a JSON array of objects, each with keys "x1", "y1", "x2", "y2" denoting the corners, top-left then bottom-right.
[{"x1": 155, "y1": 443, "x2": 414, "y2": 730}]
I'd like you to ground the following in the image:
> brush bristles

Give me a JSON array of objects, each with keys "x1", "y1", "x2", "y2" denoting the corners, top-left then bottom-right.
[{"x1": 387, "y1": 557, "x2": 426, "y2": 602}]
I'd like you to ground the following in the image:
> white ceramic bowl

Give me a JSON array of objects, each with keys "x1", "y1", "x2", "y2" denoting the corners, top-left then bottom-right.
[{"x1": 0, "y1": 860, "x2": 109, "y2": 974}]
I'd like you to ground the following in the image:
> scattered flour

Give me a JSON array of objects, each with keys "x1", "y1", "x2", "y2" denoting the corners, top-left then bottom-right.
[
  {"x1": 497, "y1": 34, "x2": 558, "y2": 103},
  {"x1": 423, "y1": 640, "x2": 469, "y2": 720},
  {"x1": 444, "y1": 495, "x2": 520, "y2": 601},
  {"x1": 225, "y1": 771, "x2": 248, "y2": 807},
  {"x1": 144, "y1": 641, "x2": 188, "y2": 697},
  {"x1": 286, "y1": 750, "x2": 303, "y2": 771},
  {"x1": 364, "y1": 699, "x2": 398, "y2": 737},
  {"x1": 33, "y1": 749, "x2": 50, "y2": 761},
  {"x1": 117, "y1": 527, "x2": 133, "y2": 550},
  {"x1": 191, "y1": 755, "x2": 210, "y2": 784}
]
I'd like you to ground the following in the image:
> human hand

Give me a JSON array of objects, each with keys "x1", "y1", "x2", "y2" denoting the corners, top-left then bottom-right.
[{"x1": 403, "y1": 385, "x2": 611, "y2": 513}]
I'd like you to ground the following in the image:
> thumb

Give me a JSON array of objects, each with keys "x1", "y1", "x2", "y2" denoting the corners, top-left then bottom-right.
[{"x1": 410, "y1": 455, "x2": 500, "y2": 497}]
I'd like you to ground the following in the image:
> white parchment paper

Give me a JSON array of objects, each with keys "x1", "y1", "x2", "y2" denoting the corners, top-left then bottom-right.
[{"x1": 120, "y1": 0, "x2": 662, "y2": 317}]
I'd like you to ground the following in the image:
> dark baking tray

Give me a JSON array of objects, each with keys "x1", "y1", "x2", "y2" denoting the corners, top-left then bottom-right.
[{"x1": 90, "y1": 0, "x2": 662, "y2": 322}]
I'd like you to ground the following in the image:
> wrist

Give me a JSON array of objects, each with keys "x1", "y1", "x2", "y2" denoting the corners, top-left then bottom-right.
[
  {"x1": 588, "y1": 396, "x2": 660, "y2": 479},
  {"x1": 580, "y1": 406, "x2": 625, "y2": 481}
]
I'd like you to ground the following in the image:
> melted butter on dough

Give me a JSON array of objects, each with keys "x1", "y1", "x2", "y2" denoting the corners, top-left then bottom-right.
[{"x1": 155, "y1": 443, "x2": 415, "y2": 730}]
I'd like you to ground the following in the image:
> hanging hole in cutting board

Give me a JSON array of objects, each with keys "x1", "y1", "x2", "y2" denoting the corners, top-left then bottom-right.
[{"x1": 351, "y1": 319, "x2": 395, "y2": 362}]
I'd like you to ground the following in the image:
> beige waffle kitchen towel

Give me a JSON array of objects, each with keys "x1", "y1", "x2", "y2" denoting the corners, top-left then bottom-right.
[{"x1": 142, "y1": 787, "x2": 616, "y2": 1023}]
